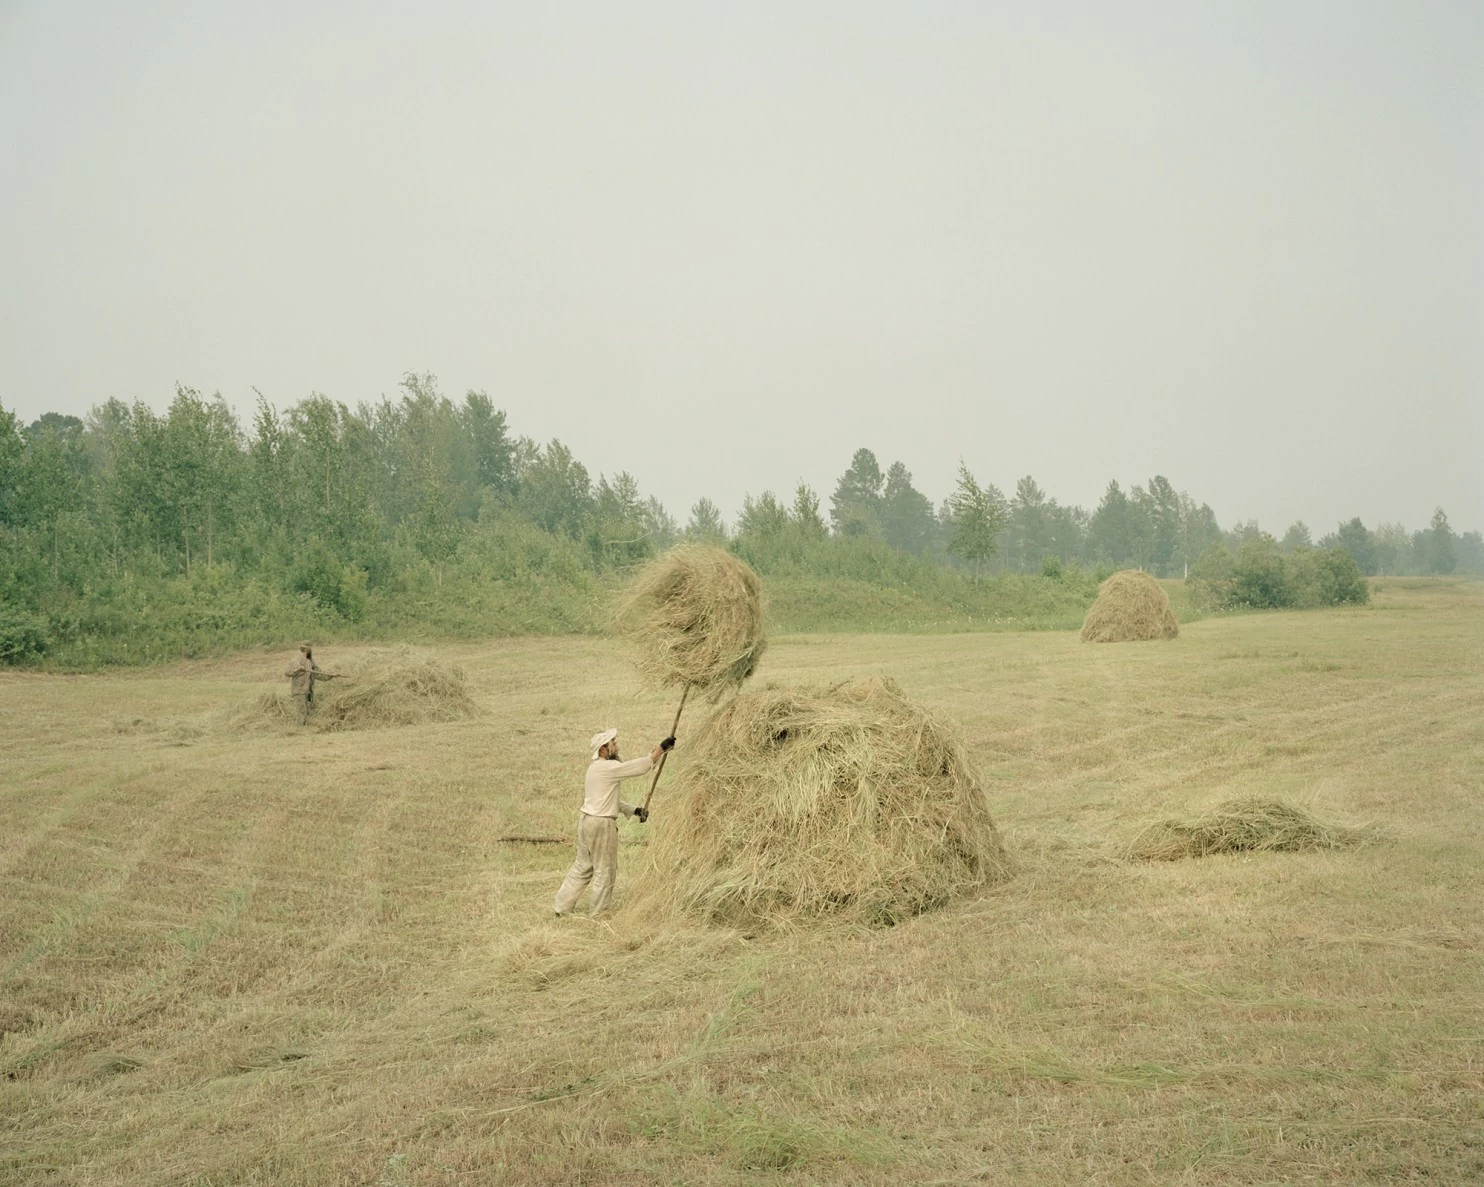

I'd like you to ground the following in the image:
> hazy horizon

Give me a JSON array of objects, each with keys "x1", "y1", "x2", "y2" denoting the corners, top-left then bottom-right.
[{"x1": 3, "y1": 1, "x2": 1480, "y2": 533}]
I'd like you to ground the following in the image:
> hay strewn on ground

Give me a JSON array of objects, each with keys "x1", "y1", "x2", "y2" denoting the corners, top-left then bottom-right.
[
  {"x1": 1126, "y1": 797, "x2": 1371, "y2": 861},
  {"x1": 626, "y1": 676, "x2": 1010, "y2": 927},
  {"x1": 617, "y1": 545, "x2": 767, "y2": 697},
  {"x1": 1081, "y1": 569, "x2": 1180, "y2": 643},
  {"x1": 244, "y1": 646, "x2": 477, "y2": 732}
]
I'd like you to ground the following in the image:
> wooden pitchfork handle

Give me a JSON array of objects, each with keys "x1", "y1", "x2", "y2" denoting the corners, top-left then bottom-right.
[{"x1": 642, "y1": 683, "x2": 690, "y2": 813}]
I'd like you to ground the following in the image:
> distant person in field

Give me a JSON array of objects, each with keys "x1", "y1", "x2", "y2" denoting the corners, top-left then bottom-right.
[
  {"x1": 285, "y1": 642, "x2": 337, "y2": 725},
  {"x1": 554, "y1": 727, "x2": 675, "y2": 916}
]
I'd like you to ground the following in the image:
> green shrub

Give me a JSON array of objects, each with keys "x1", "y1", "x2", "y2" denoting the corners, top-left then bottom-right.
[
  {"x1": 1286, "y1": 547, "x2": 1370, "y2": 608},
  {"x1": 1230, "y1": 537, "x2": 1289, "y2": 608},
  {"x1": 0, "y1": 603, "x2": 50, "y2": 663},
  {"x1": 1187, "y1": 544, "x2": 1234, "y2": 611},
  {"x1": 1188, "y1": 540, "x2": 1369, "y2": 612},
  {"x1": 288, "y1": 545, "x2": 369, "y2": 620}
]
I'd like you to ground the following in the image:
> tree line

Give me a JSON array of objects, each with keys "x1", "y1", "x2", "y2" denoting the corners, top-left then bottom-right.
[
  {"x1": 1, "y1": 376, "x2": 1477, "y2": 661},
  {"x1": 728, "y1": 446, "x2": 1475, "y2": 581}
]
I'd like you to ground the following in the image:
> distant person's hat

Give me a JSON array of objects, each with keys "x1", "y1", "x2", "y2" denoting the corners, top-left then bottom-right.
[
  {"x1": 299, "y1": 641, "x2": 312, "y2": 651},
  {"x1": 590, "y1": 728, "x2": 619, "y2": 759}
]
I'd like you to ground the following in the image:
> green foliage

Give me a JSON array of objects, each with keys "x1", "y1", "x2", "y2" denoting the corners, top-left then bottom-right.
[
  {"x1": 1286, "y1": 547, "x2": 1370, "y2": 608},
  {"x1": 1426, "y1": 507, "x2": 1457, "y2": 575},
  {"x1": 1190, "y1": 537, "x2": 1369, "y2": 612},
  {"x1": 1371, "y1": 522, "x2": 1412, "y2": 576},
  {"x1": 0, "y1": 388, "x2": 1459, "y2": 668},
  {"x1": 791, "y1": 483, "x2": 826, "y2": 539},
  {"x1": 515, "y1": 439, "x2": 592, "y2": 539},
  {"x1": 1457, "y1": 530, "x2": 1484, "y2": 575},
  {"x1": 1281, "y1": 521, "x2": 1312, "y2": 552},
  {"x1": 829, "y1": 447, "x2": 884, "y2": 538},
  {"x1": 1089, "y1": 480, "x2": 1141, "y2": 567},
  {"x1": 460, "y1": 388, "x2": 515, "y2": 498},
  {"x1": 587, "y1": 472, "x2": 651, "y2": 569},
  {"x1": 1006, "y1": 476, "x2": 1051, "y2": 571},
  {"x1": 289, "y1": 544, "x2": 369, "y2": 621},
  {"x1": 880, "y1": 462, "x2": 936, "y2": 555},
  {"x1": 0, "y1": 602, "x2": 50, "y2": 663},
  {"x1": 1334, "y1": 517, "x2": 1375, "y2": 575},
  {"x1": 685, "y1": 496, "x2": 727, "y2": 541},
  {"x1": 1143, "y1": 475, "x2": 1182, "y2": 575},
  {"x1": 0, "y1": 405, "x2": 23, "y2": 521},
  {"x1": 945, "y1": 462, "x2": 1007, "y2": 577},
  {"x1": 1231, "y1": 537, "x2": 1290, "y2": 608}
]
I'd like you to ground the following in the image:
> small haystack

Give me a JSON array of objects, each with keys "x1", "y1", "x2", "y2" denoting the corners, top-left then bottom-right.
[
  {"x1": 625, "y1": 677, "x2": 1010, "y2": 927},
  {"x1": 1127, "y1": 797, "x2": 1371, "y2": 861},
  {"x1": 617, "y1": 544, "x2": 767, "y2": 698},
  {"x1": 244, "y1": 646, "x2": 477, "y2": 732},
  {"x1": 1081, "y1": 570, "x2": 1180, "y2": 643}
]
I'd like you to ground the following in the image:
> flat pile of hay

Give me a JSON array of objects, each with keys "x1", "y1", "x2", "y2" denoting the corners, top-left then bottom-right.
[
  {"x1": 617, "y1": 544, "x2": 766, "y2": 697},
  {"x1": 625, "y1": 677, "x2": 1010, "y2": 927},
  {"x1": 1081, "y1": 570, "x2": 1180, "y2": 643},
  {"x1": 1126, "y1": 797, "x2": 1370, "y2": 861},
  {"x1": 242, "y1": 646, "x2": 477, "y2": 732}
]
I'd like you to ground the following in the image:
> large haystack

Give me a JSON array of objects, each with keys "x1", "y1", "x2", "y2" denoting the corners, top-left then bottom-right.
[
  {"x1": 1081, "y1": 570, "x2": 1180, "y2": 643},
  {"x1": 1126, "y1": 797, "x2": 1371, "y2": 861},
  {"x1": 243, "y1": 646, "x2": 477, "y2": 732},
  {"x1": 618, "y1": 544, "x2": 767, "y2": 698},
  {"x1": 625, "y1": 677, "x2": 1010, "y2": 927}
]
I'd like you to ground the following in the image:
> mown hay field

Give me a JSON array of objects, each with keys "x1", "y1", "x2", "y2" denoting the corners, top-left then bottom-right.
[{"x1": 1, "y1": 579, "x2": 1480, "y2": 1184}]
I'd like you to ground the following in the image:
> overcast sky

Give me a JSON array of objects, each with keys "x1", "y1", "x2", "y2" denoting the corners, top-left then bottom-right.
[{"x1": 2, "y1": 1, "x2": 1480, "y2": 533}]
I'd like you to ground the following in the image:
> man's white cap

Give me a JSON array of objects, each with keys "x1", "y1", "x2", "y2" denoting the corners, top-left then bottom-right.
[{"x1": 590, "y1": 728, "x2": 618, "y2": 760}]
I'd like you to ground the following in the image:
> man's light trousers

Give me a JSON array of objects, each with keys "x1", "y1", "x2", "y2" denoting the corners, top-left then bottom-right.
[{"x1": 554, "y1": 812, "x2": 619, "y2": 915}]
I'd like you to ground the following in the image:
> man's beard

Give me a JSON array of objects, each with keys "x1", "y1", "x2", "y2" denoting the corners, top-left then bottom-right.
[{"x1": 608, "y1": 747, "x2": 620, "y2": 761}]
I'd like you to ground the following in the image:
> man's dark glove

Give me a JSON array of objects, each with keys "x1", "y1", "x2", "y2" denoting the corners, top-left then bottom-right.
[
  {"x1": 634, "y1": 806, "x2": 649, "y2": 823},
  {"x1": 660, "y1": 736, "x2": 676, "y2": 751}
]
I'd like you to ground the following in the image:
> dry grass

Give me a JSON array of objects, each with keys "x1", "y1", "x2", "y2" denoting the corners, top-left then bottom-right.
[
  {"x1": 617, "y1": 544, "x2": 767, "y2": 697},
  {"x1": 626, "y1": 676, "x2": 1009, "y2": 928},
  {"x1": 239, "y1": 645, "x2": 477, "y2": 732},
  {"x1": 2, "y1": 579, "x2": 1482, "y2": 1183},
  {"x1": 1126, "y1": 796, "x2": 1373, "y2": 861},
  {"x1": 1081, "y1": 569, "x2": 1180, "y2": 642}
]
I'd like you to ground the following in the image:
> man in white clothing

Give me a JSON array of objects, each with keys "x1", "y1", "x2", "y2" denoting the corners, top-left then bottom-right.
[{"x1": 554, "y1": 727, "x2": 676, "y2": 916}]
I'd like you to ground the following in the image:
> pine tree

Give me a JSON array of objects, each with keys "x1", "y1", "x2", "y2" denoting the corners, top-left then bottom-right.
[
  {"x1": 1335, "y1": 518, "x2": 1374, "y2": 575},
  {"x1": 1427, "y1": 508, "x2": 1457, "y2": 575},
  {"x1": 881, "y1": 462, "x2": 935, "y2": 555},
  {"x1": 829, "y1": 448, "x2": 884, "y2": 538},
  {"x1": 1281, "y1": 521, "x2": 1312, "y2": 552}
]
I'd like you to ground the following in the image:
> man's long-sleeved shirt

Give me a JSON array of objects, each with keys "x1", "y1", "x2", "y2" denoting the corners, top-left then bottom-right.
[
  {"x1": 286, "y1": 655, "x2": 319, "y2": 696},
  {"x1": 581, "y1": 754, "x2": 655, "y2": 818}
]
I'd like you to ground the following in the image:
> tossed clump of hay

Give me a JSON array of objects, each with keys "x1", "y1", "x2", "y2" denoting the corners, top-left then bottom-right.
[
  {"x1": 1126, "y1": 797, "x2": 1371, "y2": 861},
  {"x1": 1081, "y1": 570, "x2": 1180, "y2": 643},
  {"x1": 243, "y1": 646, "x2": 477, "y2": 732},
  {"x1": 625, "y1": 677, "x2": 1010, "y2": 927},
  {"x1": 617, "y1": 544, "x2": 766, "y2": 698}
]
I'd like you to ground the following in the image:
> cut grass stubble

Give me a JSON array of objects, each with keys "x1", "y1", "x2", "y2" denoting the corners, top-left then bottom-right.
[{"x1": 2, "y1": 581, "x2": 1481, "y2": 1183}]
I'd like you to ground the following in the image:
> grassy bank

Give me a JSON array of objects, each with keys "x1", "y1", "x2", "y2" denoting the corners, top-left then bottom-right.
[{"x1": 10, "y1": 566, "x2": 1121, "y2": 669}]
